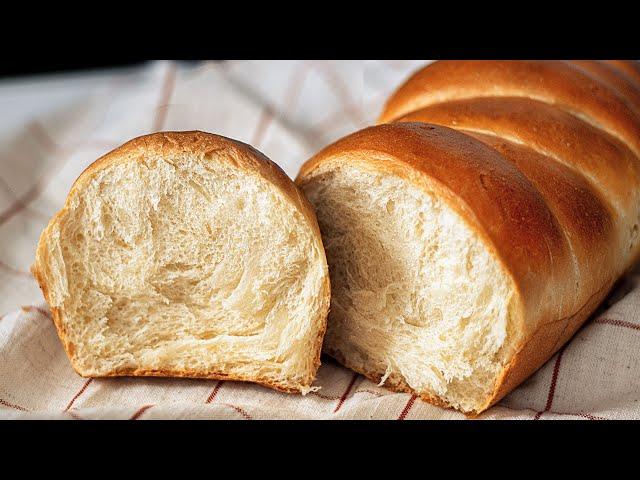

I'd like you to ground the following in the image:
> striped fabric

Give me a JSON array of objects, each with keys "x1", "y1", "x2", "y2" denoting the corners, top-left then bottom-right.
[{"x1": 1, "y1": 60, "x2": 638, "y2": 419}]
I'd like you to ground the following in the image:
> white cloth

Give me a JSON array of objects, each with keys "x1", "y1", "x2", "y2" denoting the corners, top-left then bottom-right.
[{"x1": 1, "y1": 60, "x2": 638, "y2": 419}]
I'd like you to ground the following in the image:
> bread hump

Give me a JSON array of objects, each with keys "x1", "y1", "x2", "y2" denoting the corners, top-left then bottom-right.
[
  {"x1": 297, "y1": 60, "x2": 640, "y2": 413},
  {"x1": 33, "y1": 131, "x2": 330, "y2": 393}
]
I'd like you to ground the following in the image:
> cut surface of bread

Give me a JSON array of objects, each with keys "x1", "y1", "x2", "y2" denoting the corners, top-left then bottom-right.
[
  {"x1": 301, "y1": 162, "x2": 514, "y2": 412},
  {"x1": 33, "y1": 131, "x2": 330, "y2": 393}
]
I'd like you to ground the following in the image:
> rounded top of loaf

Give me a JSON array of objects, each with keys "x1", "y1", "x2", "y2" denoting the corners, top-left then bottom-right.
[
  {"x1": 297, "y1": 122, "x2": 576, "y2": 338},
  {"x1": 71, "y1": 131, "x2": 323, "y2": 241},
  {"x1": 393, "y1": 97, "x2": 640, "y2": 220},
  {"x1": 377, "y1": 60, "x2": 640, "y2": 157}
]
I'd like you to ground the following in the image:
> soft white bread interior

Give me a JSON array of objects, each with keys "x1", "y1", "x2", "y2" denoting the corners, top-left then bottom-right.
[
  {"x1": 33, "y1": 131, "x2": 330, "y2": 393},
  {"x1": 301, "y1": 162, "x2": 513, "y2": 412}
]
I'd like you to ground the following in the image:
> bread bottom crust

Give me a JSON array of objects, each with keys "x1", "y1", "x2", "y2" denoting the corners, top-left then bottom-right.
[{"x1": 75, "y1": 368, "x2": 306, "y2": 394}]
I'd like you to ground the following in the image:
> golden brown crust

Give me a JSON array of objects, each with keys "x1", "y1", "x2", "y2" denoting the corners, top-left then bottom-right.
[
  {"x1": 393, "y1": 97, "x2": 640, "y2": 214},
  {"x1": 378, "y1": 60, "x2": 640, "y2": 158},
  {"x1": 298, "y1": 122, "x2": 574, "y2": 343},
  {"x1": 298, "y1": 65, "x2": 639, "y2": 412},
  {"x1": 567, "y1": 60, "x2": 640, "y2": 115},
  {"x1": 33, "y1": 131, "x2": 330, "y2": 394},
  {"x1": 601, "y1": 60, "x2": 640, "y2": 87},
  {"x1": 393, "y1": 97, "x2": 640, "y2": 268},
  {"x1": 465, "y1": 132, "x2": 618, "y2": 300}
]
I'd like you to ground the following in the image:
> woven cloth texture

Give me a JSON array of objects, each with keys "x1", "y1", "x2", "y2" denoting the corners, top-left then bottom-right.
[{"x1": 1, "y1": 60, "x2": 638, "y2": 420}]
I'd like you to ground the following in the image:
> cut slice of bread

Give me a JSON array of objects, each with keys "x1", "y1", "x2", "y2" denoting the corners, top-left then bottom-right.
[
  {"x1": 300, "y1": 162, "x2": 515, "y2": 412},
  {"x1": 33, "y1": 131, "x2": 330, "y2": 393}
]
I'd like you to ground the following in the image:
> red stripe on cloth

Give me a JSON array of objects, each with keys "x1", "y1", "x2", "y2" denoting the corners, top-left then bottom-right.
[
  {"x1": 397, "y1": 395, "x2": 417, "y2": 420},
  {"x1": 64, "y1": 378, "x2": 93, "y2": 411},
  {"x1": 152, "y1": 63, "x2": 177, "y2": 132},
  {"x1": 534, "y1": 345, "x2": 567, "y2": 420},
  {"x1": 333, "y1": 372, "x2": 359, "y2": 413},
  {"x1": 205, "y1": 380, "x2": 225, "y2": 403},
  {"x1": 20, "y1": 305, "x2": 52, "y2": 319},
  {"x1": 0, "y1": 398, "x2": 29, "y2": 411},
  {"x1": 500, "y1": 403, "x2": 606, "y2": 420},
  {"x1": 575, "y1": 413, "x2": 606, "y2": 421},
  {"x1": 219, "y1": 403, "x2": 253, "y2": 420},
  {"x1": 545, "y1": 346, "x2": 567, "y2": 412},
  {"x1": 67, "y1": 411, "x2": 84, "y2": 420},
  {"x1": 130, "y1": 405, "x2": 154, "y2": 420},
  {"x1": 594, "y1": 318, "x2": 640, "y2": 331},
  {"x1": 250, "y1": 107, "x2": 275, "y2": 149},
  {"x1": 534, "y1": 410, "x2": 605, "y2": 421}
]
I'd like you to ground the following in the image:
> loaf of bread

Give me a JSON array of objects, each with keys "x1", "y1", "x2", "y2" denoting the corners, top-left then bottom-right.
[
  {"x1": 33, "y1": 131, "x2": 330, "y2": 393},
  {"x1": 296, "y1": 60, "x2": 640, "y2": 413}
]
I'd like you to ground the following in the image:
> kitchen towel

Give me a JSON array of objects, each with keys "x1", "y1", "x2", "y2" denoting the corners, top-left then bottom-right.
[{"x1": 1, "y1": 60, "x2": 638, "y2": 419}]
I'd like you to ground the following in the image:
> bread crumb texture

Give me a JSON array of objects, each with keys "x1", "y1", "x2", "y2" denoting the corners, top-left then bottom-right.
[
  {"x1": 35, "y1": 134, "x2": 328, "y2": 392},
  {"x1": 302, "y1": 163, "x2": 515, "y2": 412}
]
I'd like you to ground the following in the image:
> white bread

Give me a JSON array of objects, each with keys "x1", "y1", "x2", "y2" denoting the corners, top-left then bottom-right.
[
  {"x1": 296, "y1": 60, "x2": 640, "y2": 413},
  {"x1": 33, "y1": 131, "x2": 330, "y2": 394}
]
